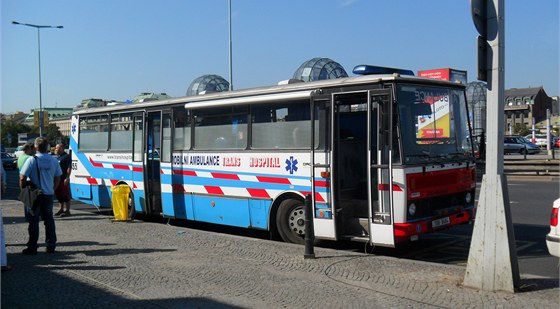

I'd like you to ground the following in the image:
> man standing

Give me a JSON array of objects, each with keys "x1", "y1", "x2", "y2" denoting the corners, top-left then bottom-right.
[
  {"x1": 17, "y1": 143, "x2": 35, "y2": 170},
  {"x1": 54, "y1": 144, "x2": 72, "y2": 217},
  {"x1": 19, "y1": 137, "x2": 62, "y2": 255}
]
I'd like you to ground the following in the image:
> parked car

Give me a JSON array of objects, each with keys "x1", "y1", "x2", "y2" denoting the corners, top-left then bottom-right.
[
  {"x1": 525, "y1": 133, "x2": 555, "y2": 148},
  {"x1": 553, "y1": 136, "x2": 560, "y2": 149},
  {"x1": 546, "y1": 198, "x2": 560, "y2": 257},
  {"x1": 1, "y1": 152, "x2": 16, "y2": 170},
  {"x1": 504, "y1": 136, "x2": 540, "y2": 155}
]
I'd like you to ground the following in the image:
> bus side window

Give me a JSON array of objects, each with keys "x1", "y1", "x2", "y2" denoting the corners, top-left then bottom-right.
[
  {"x1": 79, "y1": 115, "x2": 109, "y2": 151},
  {"x1": 173, "y1": 109, "x2": 191, "y2": 150},
  {"x1": 251, "y1": 101, "x2": 311, "y2": 149}
]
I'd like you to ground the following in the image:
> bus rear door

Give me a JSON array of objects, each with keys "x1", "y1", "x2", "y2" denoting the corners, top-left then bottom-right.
[{"x1": 132, "y1": 111, "x2": 163, "y2": 215}]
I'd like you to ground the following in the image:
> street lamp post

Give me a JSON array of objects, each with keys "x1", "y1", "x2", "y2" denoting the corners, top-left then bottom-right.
[{"x1": 12, "y1": 21, "x2": 63, "y2": 137}]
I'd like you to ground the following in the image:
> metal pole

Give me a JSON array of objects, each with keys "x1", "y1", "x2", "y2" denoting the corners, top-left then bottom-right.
[
  {"x1": 228, "y1": 0, "x2": 233, "y2": 91},
  {"x1": 546, "y1": 109, "x2": 551, "y2": 155},
  {"x1": 12, "y1": 21, "x2": 63, "y2": 137},
  {"x1": 37, "y1": 27, "x2": 43, "y2": 137},
  {"x1": 304, "y1": 194, "x2": 315, "y2": 259}
]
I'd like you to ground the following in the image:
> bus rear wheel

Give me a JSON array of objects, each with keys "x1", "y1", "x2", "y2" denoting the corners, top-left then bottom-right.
[
  {"x1": 127, "y1": 190, "x2": 136, "y2": 220},
  {"x1": 276, "y1": 199, "x2": 306, "y2": 244}
]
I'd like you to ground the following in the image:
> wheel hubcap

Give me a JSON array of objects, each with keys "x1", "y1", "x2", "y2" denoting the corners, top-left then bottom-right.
[{"x1": 288, "y1": 206, "x2": 305, "y2": 235}]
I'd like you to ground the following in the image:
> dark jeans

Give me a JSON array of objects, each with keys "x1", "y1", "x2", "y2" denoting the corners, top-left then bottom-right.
[{"x1": 25, "y1": 194, "x2": 56, "y2": 251}]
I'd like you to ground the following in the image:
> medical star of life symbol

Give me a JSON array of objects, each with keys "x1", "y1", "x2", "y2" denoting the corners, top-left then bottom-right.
[
  {"x1": 72, "y1": 123, "x2": 77, "y2": 134},
  {"x1": 285, "y1": 156, "x2": 298, "y2": 174}
]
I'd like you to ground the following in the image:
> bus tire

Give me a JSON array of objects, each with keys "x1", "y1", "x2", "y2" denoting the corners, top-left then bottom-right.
[
  {"x1": 127, "y1": 190, "x2": 136, "y2": 220},
  {"x1": 276, "y1": 198, "x2": 306, "y2": 244}
]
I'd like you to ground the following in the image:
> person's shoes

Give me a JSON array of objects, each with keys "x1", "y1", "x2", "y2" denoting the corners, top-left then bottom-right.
[
  {"x1": 60, "y1": 211, "x2": 71, "y2": 217},
  {"x1": 55, "y1": 209, "x2": 65, "y2": 216},
  {"x1": 46, "y1": 247, "x2": 56, "y2": 253},
  {"x1": 22, "y1": 248, "x2": 37, "y2": 255}
]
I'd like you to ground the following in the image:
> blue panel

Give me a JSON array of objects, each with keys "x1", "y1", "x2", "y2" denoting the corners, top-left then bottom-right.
[
  {"x1": 161, "y1": 192, "x2": 175, "y2": 217},
  {"x1": 71, "y1": 183, "x2": 91, "y2": 199},
  {"x1": 193, "y1": 195, "x2": 250, "y2": 228},
  {"x1": 133, "y1": 190, "x2": 146, "y2": 213},
  {"x1": 173, "y1": 193, "x2": 194, "y2": 220},
  {"x1": 92, "y1": 185, "x2": 111, "y2": 208},
  {"x1": 249, "y1": 199, "x2": 270, "y2": 229}
]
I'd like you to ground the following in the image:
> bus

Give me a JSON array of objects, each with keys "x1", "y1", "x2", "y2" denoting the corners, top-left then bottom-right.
[{"x1": 69, "y1": 65, "x2": 476, "y2": 247}]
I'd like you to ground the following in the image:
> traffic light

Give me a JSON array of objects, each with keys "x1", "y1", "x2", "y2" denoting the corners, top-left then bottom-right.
[{"x1": 471, "y1": 0, "x2": 488, "y2": 82}]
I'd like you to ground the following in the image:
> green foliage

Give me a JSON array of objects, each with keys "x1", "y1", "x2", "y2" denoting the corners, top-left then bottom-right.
[
  {"x1": 0, "y1": 120, "x2": 32, "y2": 147},
  {"x1": 512, "y1": 123, "x2": 530, "y2": 136},
  {"x1": 44, "y1": 123, "x2": 63, "y2": 145}
]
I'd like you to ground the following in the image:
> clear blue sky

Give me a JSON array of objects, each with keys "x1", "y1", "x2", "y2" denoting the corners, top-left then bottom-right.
[{"x1": 1, "y1": 0, "x2": 558, "y2": 114}]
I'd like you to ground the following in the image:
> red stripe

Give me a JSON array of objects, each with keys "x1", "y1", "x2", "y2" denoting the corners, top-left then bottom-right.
[
  {"x1": 300, "y1": 191, "x2": 325, "y2": 203},
  {"x1": 112, "y1": 164, "x2": 129, "y2": 170},
  {"x1": 110, "y1": 179, "x2": 119, "y2": 186},
  {"x1": 256, "y1": 176, "x2": 291, "y2": 184},
  {"x1": 247, "y1": 188, "x2": 270, "y2": 198},
  {"x1": 132, "y1": 166, "x2": 143, "y2": 172},
  {"x1": 315, "y1": 180, "x2": 329, "y2": 188},
  {"x1": 86, "y1": 178, "x2": 98, "y2": 185},
  {"x1": 212, "y1": 172, "x2": 240, "y2": 180},
  {"x1": 172, "y1": 184, "x2": 185, "y2": 193},
  {"x1": 133, "y1": 182, "x2": 138, "y2": 189},
  {"x1": 89, "y1": 157, "x2": 103, "y2": 168},
  {"x1": 205, "y1": 186, "x2": 224, "y2": 195},
  {"x1": 173, "y1": 170, "x2": 197, "y2": 176},
  {"x1": 378, "y1": 184, "x2": 403, "y2": 191}
]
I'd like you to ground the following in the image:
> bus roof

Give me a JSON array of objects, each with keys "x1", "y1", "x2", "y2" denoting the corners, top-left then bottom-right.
[{"x1": 73, "y1": 73, "x2": 465, "y2": 115}]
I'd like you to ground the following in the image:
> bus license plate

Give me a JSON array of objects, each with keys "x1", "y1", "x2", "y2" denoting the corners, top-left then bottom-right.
[{"x1": 432, "y1": 217, "x2": 450, "y2": 228}]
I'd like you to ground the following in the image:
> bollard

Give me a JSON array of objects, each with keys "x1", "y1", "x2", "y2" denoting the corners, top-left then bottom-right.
[
  {"x1": 523, "y1": 147, "x2": 527, "y2": 160},
  {"x1": 304, "y1": 194, "x2": 315, "y2": 259}
]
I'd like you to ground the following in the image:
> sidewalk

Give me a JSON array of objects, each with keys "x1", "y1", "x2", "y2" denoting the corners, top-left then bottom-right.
[{"x1": 1, "y1": 199, "x2": 558, "y2": 308}]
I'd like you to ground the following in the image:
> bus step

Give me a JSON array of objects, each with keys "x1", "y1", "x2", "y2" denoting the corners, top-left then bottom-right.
[
  {"x1": 340, "y1": 235, "x2": 370, "y2": 243},
  {"x1": 343, "y1": 217, "x2": 369, "y2": 237}
]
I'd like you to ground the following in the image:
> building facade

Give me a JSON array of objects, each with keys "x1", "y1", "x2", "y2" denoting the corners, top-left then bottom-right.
[{"x1": 504, "y1": 87, "x2": 553, "y2": 133}]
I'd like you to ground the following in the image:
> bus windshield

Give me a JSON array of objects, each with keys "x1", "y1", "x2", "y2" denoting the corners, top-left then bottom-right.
[{"x1": 397, "y1": 84, "x2": 473, "y2": 165}]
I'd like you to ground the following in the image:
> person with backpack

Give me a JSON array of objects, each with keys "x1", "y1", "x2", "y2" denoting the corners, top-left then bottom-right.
[{"x1": 19, "y1": 137, "x2": 62, "y2": 255}]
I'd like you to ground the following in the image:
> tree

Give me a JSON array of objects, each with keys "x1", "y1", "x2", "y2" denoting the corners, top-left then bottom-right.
[
  {"x1": 0, "y1": 120, "x2": 32, "y2": 147},
  {"x1": 512, "y1": 123, "x2": 530, "y2": 136},
  {"x1": 44, "y1": 123, "x2": 64, "y2": 146}
]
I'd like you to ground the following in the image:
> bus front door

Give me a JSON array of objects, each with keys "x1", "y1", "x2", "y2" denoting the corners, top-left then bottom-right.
[{"x1": 368, "y1": 90, "x2": 395, "y2": 247}]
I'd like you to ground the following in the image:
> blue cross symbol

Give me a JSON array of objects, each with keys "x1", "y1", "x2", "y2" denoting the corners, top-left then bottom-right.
[{"x1": 285, "y1": 156, "x2": 298, "y2": 174}]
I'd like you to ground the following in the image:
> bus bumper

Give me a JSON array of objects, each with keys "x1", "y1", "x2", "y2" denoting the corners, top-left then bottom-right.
[{"x1": 394, "y1": 208, "x2": 474, "y2": 243}]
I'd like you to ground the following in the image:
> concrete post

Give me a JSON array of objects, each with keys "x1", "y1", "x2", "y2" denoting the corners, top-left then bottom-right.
[{"x1": 464, "y1": 0, "x2": 520, "y2": 293}]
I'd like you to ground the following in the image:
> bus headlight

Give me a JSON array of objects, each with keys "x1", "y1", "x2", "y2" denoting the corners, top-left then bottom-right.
[
  {"x1": 465, "y1": 192, "x2": 472, "y2": 204},
  {"x1": 408, "y1": 203, "x2": 417, "y2": 216}
]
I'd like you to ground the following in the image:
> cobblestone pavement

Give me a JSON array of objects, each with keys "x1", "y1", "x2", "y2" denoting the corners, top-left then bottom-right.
[{"x1": 1, "y1": 199, "x2": 558, "y2": 308}]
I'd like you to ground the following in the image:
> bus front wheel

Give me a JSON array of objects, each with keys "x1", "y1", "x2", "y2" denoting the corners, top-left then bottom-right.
[{"x1": 276, "y1": 199, "x2": 306, "y2": 244}]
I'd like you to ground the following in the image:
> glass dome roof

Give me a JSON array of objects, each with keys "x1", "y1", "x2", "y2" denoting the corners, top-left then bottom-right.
[
  {"x1": 187, "y1": 74, "x2": 230, "y2": 96},
  {"x1": 293, "y1": 57, "x2": 348, "y2": 82}
]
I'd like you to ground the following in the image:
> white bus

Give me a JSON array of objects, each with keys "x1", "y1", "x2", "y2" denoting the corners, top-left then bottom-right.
[{"x1": 70, "y1": 65, "x2": 476, "y2": 247}]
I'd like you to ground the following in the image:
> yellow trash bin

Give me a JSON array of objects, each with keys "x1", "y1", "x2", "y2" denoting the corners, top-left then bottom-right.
[{"x1": 111, "y1": 184, "x2": 130, "y2": 221}]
